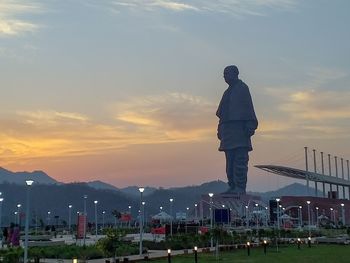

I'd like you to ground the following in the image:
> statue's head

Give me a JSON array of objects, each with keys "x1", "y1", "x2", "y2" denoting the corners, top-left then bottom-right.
[{"x1": 224, "y1": 65, "x2": 239, "y2": 85}]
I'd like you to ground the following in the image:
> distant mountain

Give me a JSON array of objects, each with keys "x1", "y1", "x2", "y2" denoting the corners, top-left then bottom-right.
[
  {"x1": 0, "y1": 167, "x2": 58, "y2": 185},
  {"x1": 87, "y1": 180, "x2": 119, "y2": 191},
  {"x1": 258, "y1": 182, "x2": 323, "y2": 200}
]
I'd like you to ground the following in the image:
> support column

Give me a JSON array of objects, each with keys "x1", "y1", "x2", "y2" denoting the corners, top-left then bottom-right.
[
  {"x1": 321, "y1": 152, "x2": 326, "y2": 197},
  {"x1": 341, "y1": 158, "x2": 345, "y2": 199},
  {"x1": 335, "y1": 156, "x2": 339, "y2": 198},
  {"x1": 305, "y1": 147, "x2": 310, "y2": 196},
  {"x1": 347, "y1": 160, "x2": 350, "y2": 200},
  {"x1": 328, "y1": 154, "x2": 333, "y2": 198},
  {"x1": 313, "y1": 149, "x2": 318, "y2": 197}
]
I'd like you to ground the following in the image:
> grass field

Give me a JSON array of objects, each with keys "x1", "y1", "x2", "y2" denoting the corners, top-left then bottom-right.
[{"x1": 151, "y1": 244, "x2": 350, "y2": 263}]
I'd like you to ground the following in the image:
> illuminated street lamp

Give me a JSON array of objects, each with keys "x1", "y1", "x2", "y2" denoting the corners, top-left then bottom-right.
[
  {"x1": 169, "y1": 198, "x2": 174, "y2": 236},
  {"x1": 245, "y1": 205, "x2": 249, "y2": 227},
  {"x1": 194, "y1": 203, "x2": 198, "y2": 220},
  {"x1": 341, "y1": 204, "x2": 345, "y2": 226},
  {"x1": 83, "y1": 195, "x2": 88, "y2": 246},
  {"x1": 94, "y1": 200, "x2": 98, "y2": 237},
  {"x1": 68, "y1": 205, "x2": 73, "y2": 233},
  {"x1": 102, "y1": 211, "x2": 106, "y2": 229},
  {"x1": 47, "y1": 211, "x2": 51, "y2": 226},
  {"x1": 208, "y1": 193, "x2": 214, "y2": 248},
  {"x1": 298, "y1": 206, "x2": 303, "y2": 228},
  {"x1": 306, "y1": 201, "x2": 311, "y2": 236},
  {"x1": 330, "y1": 208, "x2": 334, "y2": 223},
  {"x1": 17, "y1": 204, "x2": 22, "y2": 226},
  {"x1": 275, "y1": 198, "x2": 280, "y2": 230},
  {"x1": 0, "y1": 197, "x2": 4, "y2": 229},
  {"x1": 24, "y1": 180, "x2": 34, "y2": 263},
  {"x1": 139, "y1": 187, "x2": 145, "y2": 256},
  {"x1": 315, "y1": 207, "x2": 319, "y2": 227}
]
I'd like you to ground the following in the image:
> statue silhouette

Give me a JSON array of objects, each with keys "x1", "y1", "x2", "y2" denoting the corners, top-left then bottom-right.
[{"x1": 216, "y1": 65, "x2": 258, "y2": 194}]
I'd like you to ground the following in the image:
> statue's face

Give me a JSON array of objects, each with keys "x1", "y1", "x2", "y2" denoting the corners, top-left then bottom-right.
[{"x1": 224, "y1": 70, "x2": 238, "y2": 85}]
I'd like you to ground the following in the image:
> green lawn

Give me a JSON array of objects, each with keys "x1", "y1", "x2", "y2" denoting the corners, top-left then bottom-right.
[{"x1": 151, "y1": 244, "x2": 350, "y2": 263}]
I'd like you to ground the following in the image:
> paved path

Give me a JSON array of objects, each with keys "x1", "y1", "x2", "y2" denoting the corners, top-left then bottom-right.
[{"x1": 41, "y1": 247, "x2": 217, "y2": 263}]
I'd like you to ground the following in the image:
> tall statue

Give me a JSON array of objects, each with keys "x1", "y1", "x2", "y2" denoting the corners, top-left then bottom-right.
[{"x1": 216, "y1": 65, "x2": 258, "y2": 194}]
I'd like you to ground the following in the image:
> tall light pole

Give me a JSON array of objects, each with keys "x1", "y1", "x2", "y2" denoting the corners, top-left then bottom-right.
[
  {"x1": 142, "y1": 201, "x2": 146, "y2": 227},
  {"x1": 245, "y1": 205, "x2": 249, "y2": 227},
  {"x1": 47, "y1": 211, "x2": 51, "y2": 226},
  {"x1": 128, "y1": 205, "x2": 132, "y2": 228},
  {"x1": 208, "y1": 193, "x2": 214, "y2": 248},
  {"x1": 169, "y1": 198, "x2": 174, "y2": 237},
  {"x1": 255, "y1": 203, "x2": 259, "y2": 230},
  {"x1": 102, "y1": 211, "x2": 106, "y2": 229},
  {"x1": 194, "y1": 203, "x2": 198, "y2": 220},
  {"x1": 139, "y1": 187, "x2": 145, "y2": 256},
  {"x1": 24, "y1": 180, "x2": 34, "y2": 263},
  {"x1": 298, "y1": 206, "x2": 302, "y2": 228},
  {"x1": 306, "y1": 201, "x2": 311, "y2": 236},
  {"x1": 275, "y1": 198, "x2": 280, "y2": 230},
  {"x1": 341, "y1": 203, "x2": 345, "y2": 226},
  {"x1": 94, "y1": 200, "x2": 98, "y2": 237},
  {"x1": 330, "y1": 208, "x2": 334, "y2": 223},
  {"x1": 83, "y1": 195, "x2": 87, "y2": 246},
  {"x1": 17, "y1": 204, "x2": 22, "y2": 226},
  {"x1": 186, "y1": 207, "x2": 189, "y2": 233},
  {"x1": 68, "y1": 205, "x2": 72, "y2": 233},
  {"x1": 265, "y1": 206, "x2": 268, "y2": 227},
  {"x1": 0, "y1": 197, "x2": 4, "y2": 229},
  {"x1": 315, "y1": 207, "x2": 319, "y2": 228}
]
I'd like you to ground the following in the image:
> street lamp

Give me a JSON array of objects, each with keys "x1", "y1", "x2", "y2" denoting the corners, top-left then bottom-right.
[
  {"x1": 194, "y1": 203, "x2": 198, "y2": 220},
  {"x1": 255, "y1": 203, "x2": 259, "y2": 230},
  {"x1": 208, "y1": 193, "x2": 214, "y2": 248},
  {"x1": 186, "y1": 207, "x2": 189, "y2": 233},
  {"x1": 24, "y1": 179, "x2": 34, "y2": 263},
  {"x1": 68, "y1": 205, "x2": 73, "y2": 233},
  {"x1": 17, "y1": 204, "x2": 22, "y2": 226},
  {"x1": 169, "y1": 198, "x2": 174, "y2": 237},
  {"x1": 315, "y1": 207, "x2": 319, "y2": 228},
  {"x1": 94, "y1": 200, "x2": 98, "y2": 237},
  {"x1": 139, "y1": 187, "x2": 145, "y2": 256},
  {"x1": 330, "y1": 208, "x2": 334, "y2": 223},
  {"x1": 47, "y1": 211, "x2": 51, "y2": 226},
  {"x1": 83, "y1": 195, "x2": 88, "y2": 246},
  {"x1": 102, "y1": 211, "x2": 106, "y2": 229},
  {"x1": 128, "y1": 205, "x2": 132, "y2": 228},
  {"x1": 298, "y1": 206, "x2": 302, "y2": 228},
  {"x1": 142, "y1": 201, "x2": 146, "y2": 227},
  {"x1": 306, "y1": 201, "x2": 311, "y2": 236},
  {"x1": 0, "y1": 197, "x2": 4, "y2": 229},
  {"x1": 275, "y1": 198, "x2": 280, "y2": 230},
  {"x1": 341, "y1": 204, "x2": 345, "y2": 226},
  {"x1": 245, "y1": 205, "x2": 249, "y2": 227}
]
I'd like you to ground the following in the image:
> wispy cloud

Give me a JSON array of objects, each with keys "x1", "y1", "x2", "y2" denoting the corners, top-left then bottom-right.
[
  {"x1": 0, "y1": 0, "x2": 42, "y2": 36},
  {"x1": 109, "y1": 0, "x2": 297, "y2": 15},
  {"x1": 259, "y1": 67, "x2": 350, "y2": 139},
  {"x1": 0, "y1": 92, "x2": 217, "y2": 165}
]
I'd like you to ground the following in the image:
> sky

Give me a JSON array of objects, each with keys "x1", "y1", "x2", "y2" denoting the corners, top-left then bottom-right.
[{"x1": 1, "y1": 0, "x2": 350, "y2": 192}]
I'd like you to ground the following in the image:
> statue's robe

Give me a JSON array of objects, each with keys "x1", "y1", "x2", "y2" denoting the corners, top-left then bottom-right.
[{"x1": 216, "y1": 79, "x2": 258, "y2": 151}]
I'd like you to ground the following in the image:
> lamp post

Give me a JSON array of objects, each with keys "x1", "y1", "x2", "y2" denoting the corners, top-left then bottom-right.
[
  {"x1": 24, "y1": 180, "x2": 34, "y2": 263},
  {"x1": 315, "y1": 207, "x2": 319, "y2": 228},
  {"x1": 330, "y1": 208, "x2": 334, "y2": 223},
  {"x1": 139, "y1": 187, "x2": 145, "y2": 256},
  {"x1": 186, "y1": 207, "x2": 189, "y2": 233},
  {"x1": 265, "y1": 207, "x2": 268, "y2": 227},
  {"x1": 0, "y1": 197, "x2": 4, "y2": 229},
  {"x1": 142, "y1": 201, "x2": 146, "y2": 226},
  {"x1": 208, "y1": 193, "x2": 214, "y2": 248},
  {"x1": 169, "y1": 198, "x2": 174, "y2": 237},
  {"x1": 102, "y1": 211, "x2": 106, "y2": 229},
  {"x1": 275, "y1": 198, "x2": 280, "y2": 230},
  {"x1": 341, "y1": 204, "x2": 345, "y2": 226},
  {"x1": 17, "y1": 204, "x2": 21, "y2": 226},
  {"x1": 128, "y1": 205, "x2": 132, "y2": 228},
  {"x1": 298, "y1": 206, "x2": 302, "y2": 228},
  {"x1": 194, "y1": 203, "x2": 198, "y2": 221},
  {"x1": 255, "y1": 203, "x2": 259, "y2": 230},
  {"x1": 68, "y1": 205, "x2": 72, "y2": 233},
  {"x1": 47, "y1": 211, "x2": 51, "y2": 226},
  {"x1": 94, "y1": 200, "x2": 98, "y2": 237},
  {"x1": 306, "y1": 201, "x2": 311, "y2": 236},
  {"x1": 83, "y1": 195, "x2": 87, "y2": 246},
  {"x1": 245, "y1": 205, "x2": 249, "y2": 227}
]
